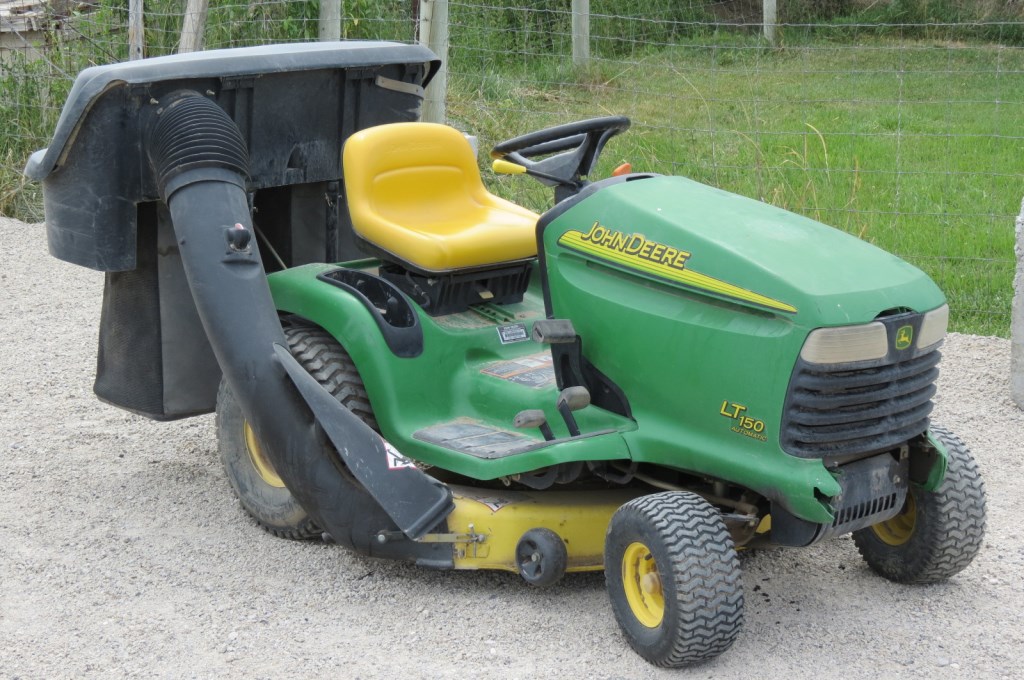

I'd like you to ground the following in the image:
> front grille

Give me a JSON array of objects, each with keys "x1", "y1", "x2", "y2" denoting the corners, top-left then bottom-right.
[
  {"x1": 833, "y1": 491, "x2": 899, "y2": 528},
  {"x1": 781, "y1": 348, "x2": 940, "y2": 458}
]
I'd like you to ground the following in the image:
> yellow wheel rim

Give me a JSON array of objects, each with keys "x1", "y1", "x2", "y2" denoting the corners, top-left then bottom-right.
[
  {"x1": 872, "y1": 493, "x2": 917, "y2": 546},
  {"x1": 622, "y1": 542, "x2": 664, "y2": 628},
  {"x1": 243, "y1": 422, "x2": 286, "y2": 489}
]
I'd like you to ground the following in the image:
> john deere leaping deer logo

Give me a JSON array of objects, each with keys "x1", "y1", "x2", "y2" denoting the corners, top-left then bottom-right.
[{"x1": 895, "y1": 325, "x2": 914, "y2": 350}]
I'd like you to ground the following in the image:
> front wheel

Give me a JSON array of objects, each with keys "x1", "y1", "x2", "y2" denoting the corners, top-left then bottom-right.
[
  {"x1": 853, "y1": 426, "x2": 986, "y2": 583},
  {"x1": 605, "y1": 491, "x2": 743, "y2": 667}
]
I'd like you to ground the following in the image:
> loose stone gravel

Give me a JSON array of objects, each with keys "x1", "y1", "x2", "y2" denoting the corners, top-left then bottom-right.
[{"x1": 2, "y1": 215, "x2": 1022, "y2": 679}]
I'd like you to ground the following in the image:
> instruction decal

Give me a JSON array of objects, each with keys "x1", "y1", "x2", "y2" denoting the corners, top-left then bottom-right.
[{"x1": 481, "y1": 353, "x2": 555, "y2": 389}]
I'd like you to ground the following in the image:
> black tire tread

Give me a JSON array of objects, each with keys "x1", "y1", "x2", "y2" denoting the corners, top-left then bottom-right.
[
  {"x1": 216, "y1": 380, "x2": 322, "y2": 540},
  {"x1": 606, "y1": 491, "x2": 743, "y2": 667},
  {"x1": 217, "y1": 317, "x2": 376, "y2": 539},
  {"x1": 283, "y1": 321, "x2": 379, "y2": 432},
  {"x1": 853, "y1": 425, "x2": 986, "y2": 583}
]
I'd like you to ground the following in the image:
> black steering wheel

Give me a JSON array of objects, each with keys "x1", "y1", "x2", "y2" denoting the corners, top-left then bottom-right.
[{"x1": 490, "y1": 116, "x2": 631, "y2": 192}]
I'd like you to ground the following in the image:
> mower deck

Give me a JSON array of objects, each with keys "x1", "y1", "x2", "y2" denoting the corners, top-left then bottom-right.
[{"x1": 444, "y1": 485, "x2": 646, "y2": 573}]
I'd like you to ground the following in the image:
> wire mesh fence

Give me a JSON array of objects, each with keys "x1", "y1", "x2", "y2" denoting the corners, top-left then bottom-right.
[{"x1": 2, "y1": 1, "x2": 1021, "y2": 336}]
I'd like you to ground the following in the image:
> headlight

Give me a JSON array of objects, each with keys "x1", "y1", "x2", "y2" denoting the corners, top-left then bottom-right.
[
  {"x1": 800, "y1": 304, "x2": 948, "y2": 365},
  {"x1": 917, "y1": 304, "x2": 949, "y2": 350},
  {"x1": 800, "y1": 323, "x2": 888, "y2": 364}
]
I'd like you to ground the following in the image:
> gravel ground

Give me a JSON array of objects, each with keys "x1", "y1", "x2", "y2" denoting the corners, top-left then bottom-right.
[{"x1": 2, "y1": 214, "x2": 1022, "y2": 679}]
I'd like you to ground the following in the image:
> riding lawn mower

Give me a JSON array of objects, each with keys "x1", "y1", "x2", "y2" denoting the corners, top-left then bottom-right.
[{"x1": 26, "y1": 42, "x2": 986, "y2": 667}]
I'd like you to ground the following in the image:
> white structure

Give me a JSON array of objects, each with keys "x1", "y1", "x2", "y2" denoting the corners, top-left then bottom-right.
[
  {"x1": 419, "y1": 0, "x2": 448, "y2": 124},
  {"x1": 1012, "y1": 198, "x2": 1024, "y2": 408},
  {"x1": 1, "y1": 1, "x2": 48, "y2": 60}
]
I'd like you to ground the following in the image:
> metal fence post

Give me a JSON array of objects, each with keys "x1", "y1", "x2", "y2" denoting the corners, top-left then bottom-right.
[
  {"x1": 420, "y1": 0, "x2": 448, "y2": 123},
  {"x1": 1012, "y1": 199, "x2": 1024, "y2": 408}
]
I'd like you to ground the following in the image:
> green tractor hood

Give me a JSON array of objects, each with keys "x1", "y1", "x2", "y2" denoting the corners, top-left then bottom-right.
[
  {"x1": 545, "y1": 175, "x2": 945, "y2": 327},
  {"x1": 541, "y1": 174, "x2": 948, "y2": 524}
]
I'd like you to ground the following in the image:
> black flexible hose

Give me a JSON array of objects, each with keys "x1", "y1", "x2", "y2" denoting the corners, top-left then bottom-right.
[
  {"x1": 144, "y1": 91, "x2": 449, "y2": 562},
  {"x1": 148, "y1": 92, "x2": 250, "y2": 201}
]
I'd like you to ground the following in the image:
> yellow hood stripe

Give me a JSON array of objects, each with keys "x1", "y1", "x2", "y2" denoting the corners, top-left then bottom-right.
[{"x1": 558, "y1": 230, "x2": 797, "y2": 314}]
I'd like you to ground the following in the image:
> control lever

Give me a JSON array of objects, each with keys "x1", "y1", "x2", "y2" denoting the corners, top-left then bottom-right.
[
  {"x1": 514, "y1": 409, "x2": 555, "y2": 441},
  {"x1": 556, "y1": 386, "x2": 590, "y2": 437}
]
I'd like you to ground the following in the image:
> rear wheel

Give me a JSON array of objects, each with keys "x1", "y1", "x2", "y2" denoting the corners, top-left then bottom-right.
[
  {"x1": 605, "y1": 491, "x2": 743, "y2": 667},
  {"x1": 216, "y1": 319, "x2": 377, "y2": 539},
  {"x1": 853, "y1": 426, "x2": 986, "y2": 583}
]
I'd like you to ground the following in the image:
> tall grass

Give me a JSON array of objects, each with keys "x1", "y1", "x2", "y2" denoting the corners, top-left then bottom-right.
[
  {"x1": 0, "y1": 49, "x2": 76, "y2": 220},
  {"x1": 449, "y1": 34, "x2": 1021, "y2": 336},
  {"x1": 447, "y1": 0, "x2": 1024, "y2": 66},
  {"x1": 0, "y1": 1, "x2": 413, "y2": 221},
  {"x1": 1, "y1": 2, "x2": 1020, "y2": 335}
]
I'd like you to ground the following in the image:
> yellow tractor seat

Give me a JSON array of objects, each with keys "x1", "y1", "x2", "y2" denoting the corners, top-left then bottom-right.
[{"x1": 343, "y1": 122, "x2": 539, "y2": 274}]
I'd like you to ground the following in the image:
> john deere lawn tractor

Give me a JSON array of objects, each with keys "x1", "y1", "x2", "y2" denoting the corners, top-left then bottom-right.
[{"x1": 27, "y1": 42, "x2": 986, "y2": 667}]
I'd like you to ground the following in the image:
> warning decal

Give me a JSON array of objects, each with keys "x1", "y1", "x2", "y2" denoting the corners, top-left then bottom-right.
[
  {"x1": 383, "y1": 440, "x2": 417, "y2": 470},
  {"x1": 474, "y1": 496, "x2": 515, "y2": 512},
  {"x1": 455, "y1": 487, "x2": 532, "y2": 511}
]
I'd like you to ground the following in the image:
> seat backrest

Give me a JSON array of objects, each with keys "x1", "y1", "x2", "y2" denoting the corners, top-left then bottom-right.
[
  {"x1": 343, "y1": 122, "x2": 539, "y2": 273},
  {"x1": 344, "y1": 122, "x2": 488, "y2": 232}
]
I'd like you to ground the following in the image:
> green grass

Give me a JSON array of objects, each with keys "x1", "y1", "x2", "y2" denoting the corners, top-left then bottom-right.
[{"x1": 449, "y1": 35, "x2": 1023, "y2": 336}]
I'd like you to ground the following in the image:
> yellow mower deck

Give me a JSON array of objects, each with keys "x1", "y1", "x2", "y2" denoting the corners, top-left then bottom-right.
[{"x1": 443, "y1": 486, "x2": 645, "y2": 572}]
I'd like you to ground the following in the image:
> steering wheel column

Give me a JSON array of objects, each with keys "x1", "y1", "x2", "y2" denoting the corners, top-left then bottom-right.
[{"x1": 491, "y1": 116, "x2": 630, "y2": 203}]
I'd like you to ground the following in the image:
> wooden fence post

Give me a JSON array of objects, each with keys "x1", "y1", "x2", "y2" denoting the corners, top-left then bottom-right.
[
  {"x1": 128, "y1": 0, "x2": 144, "y2": 60},
  {"x1": 420, "y1": 0, "x2": 448, "y2": 123},
  {"x1": 572, "y1": 0, "x2": 590, "y2": 66},
  {"x1": 763, "y1": 0, "x2": 777, "y2": 45},
  {"x1": 179, "y1": 0, "x2": 209, "y2": 54},
  {"x1": 319, "y1": 0, "x2": 342, "y2": 42}
]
